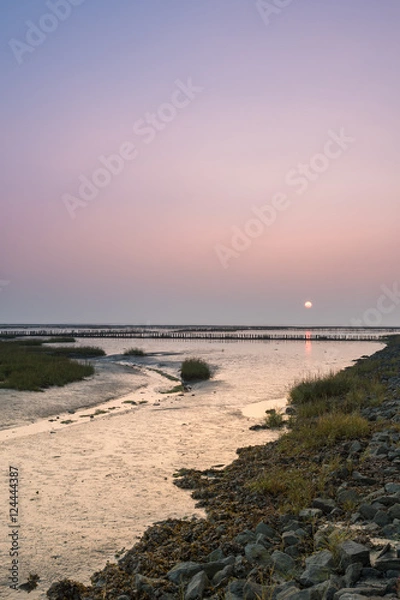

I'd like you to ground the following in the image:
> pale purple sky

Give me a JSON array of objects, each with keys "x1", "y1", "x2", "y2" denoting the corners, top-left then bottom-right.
[{"x1": 1, "y1": 0, "x2": 399, "y2": 325}]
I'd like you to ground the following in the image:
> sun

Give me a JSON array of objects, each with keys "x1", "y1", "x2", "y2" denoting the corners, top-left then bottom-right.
[{"x1": 304, "y1": 301, "x2": 313, "y2": 309}]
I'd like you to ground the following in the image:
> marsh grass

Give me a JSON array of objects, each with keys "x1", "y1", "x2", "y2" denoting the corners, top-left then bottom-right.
[
  {"x1": 0, "y1": 341, "x2": 94, "y2": 391},
  {"x1": 45, "y1": 337, "x2": 76, "y2": 343},
  {"x1": 123, "y1": 347, "x2": 146, "y2": 356},
  {"x1": 264, "y1": 409, "x2": 285, "y2": 429},
  {"x1": 47, "y1": 346, "x2": 105, "y2": 358},
  {"x1": 180, "y1": 358, "x2": 211, "y2": 381}
]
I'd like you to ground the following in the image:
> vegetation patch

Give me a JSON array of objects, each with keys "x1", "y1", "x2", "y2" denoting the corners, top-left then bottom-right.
[
  {"x1": 48, "y1": 346, "x2": 105, "y2": 358},
  {"x1": 160, "y1": 384, "x2": 185, "y2": 394},
  {"x1": 0, "y1": 341, "x2": 94, "y2": 392},
  {"x1": 180, "y1": 358, "x2": 211, "y2": 381},
  {"x1": 264, "y1": 408, "x2": 285, "y2": 429},
  {"x1": 123, "y1": 347, "x2": 146, "y2": 356},
  {"x1": 44, "y1": 337, "x2": 76, "y2": 344}
]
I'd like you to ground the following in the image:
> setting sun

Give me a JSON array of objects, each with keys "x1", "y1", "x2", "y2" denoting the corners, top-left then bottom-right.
[{"x1": 304, "y1": 301, "x2": 313, "y2": 309}]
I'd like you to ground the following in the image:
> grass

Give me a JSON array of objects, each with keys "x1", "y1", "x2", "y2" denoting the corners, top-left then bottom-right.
[
  {"x1": 180, "y1": 358, "x2": 211, "y2": 381},
  {"x1": 160, "y1": 384, "x2": 185, "y2": 394},
  {"x1": 264, "y1": 409, "x2": 285, "y2": 429},
  {"x1": 148, "y1": 368, "x2": 180, "y2": 381},
  {"x1": 47, "y1": 346, "x2": 105, "y2": 358},
  {"x1": 0, "y1": 341, "x2": 94, "y2": 391},
  {"x1": 123, "y1": 347, "x2": 146, "y2": 356},
  {"x1": 44, "y1": 337, "x2": 76, "y2": 344}
]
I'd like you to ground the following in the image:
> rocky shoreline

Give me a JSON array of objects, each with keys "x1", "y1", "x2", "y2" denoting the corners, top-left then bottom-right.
[{"x1": 47, "y1": 338, "x2": 400, "y2": 600}]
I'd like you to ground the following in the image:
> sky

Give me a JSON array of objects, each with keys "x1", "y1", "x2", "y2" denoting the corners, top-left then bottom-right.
[{"x1": 1, "y1": 0, "x2": 399, "y2": 326}]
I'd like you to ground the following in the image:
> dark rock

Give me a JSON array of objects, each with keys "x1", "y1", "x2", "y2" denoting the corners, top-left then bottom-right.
[
  {"x1": 271, "y1": 550, "x2": 295, "y2": 573},
  {"x1": 312, "y1": 499, "x2": 337, "y2": 514},
  {"x1": 207, "y1": 548, "x2": 225, "y2": 561},
  {"x1": 337, "y1": 490, "x2": 359, "y2": 506},
  {"x1": 387, "y1": 503, "x2": 400, "y2": 519},
  {"x1": 358, "y1": 504, "x2": 377, "y2": 520},
  {"x1": 343, "y1": 562, "x2": 363, "y2": 587},
  {"x1": 299, "y1": 565, "x2": 333, "y2": 587},
  {"x1": 299, "y1": 508, "x2": 323, "y2": 520},
  {"x1": 306, "y1": 551, "x2": 335, "y2": 569},
  {"x1": 282, "y1": 531, "x2": 301, "y2": 547},
  {"x1": 212, "y1": 564, "x2": 233, "y2": 587},
  {"x1": 185, "y1": 571, "x2": 209, "y2": 600},
  {"x1": 255, "y1": 522, "x2": 279, "y2": 539},
  {"x1": 352, "y1": 472, "x2": 378, "y2": 486},
  {"x1": 339, "y1": 541, "x2": 370, "y2": 570},
  {"x1": 373, "y1": 510, "x2": 391, "y2": 527},
  {"x1": 236, "y1": 530, "x2": 257, "y2": 545},
  {"x1": 373, "y1": 557, "x2": 400, "y2": 572},
  {"x1": 167, "y1": 562, "x2": 202, "y2": 584},
  {"x1": 244, "y1": 543, "x2": 272, "y2": 567},
  {"x1": 225, "y1": 579, "x2": 267, "y2": 600}
]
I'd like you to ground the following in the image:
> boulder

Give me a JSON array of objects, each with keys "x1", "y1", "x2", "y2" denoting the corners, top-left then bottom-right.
[
  {"x1": 271, "y1": 550, "x2": 295, "y2": 573},
  {"x1": 245, "y1": 543, "x2": 272, "y2": 567},
  {"x1": 338, "y1": 541, "x2": 370, "y2": 570},
  {"x1": 167, "y1": 562, "x2": 202, "y2": 584},
  {"x1": 185, "y1": 571, "x2": 209, "y2": 600}
]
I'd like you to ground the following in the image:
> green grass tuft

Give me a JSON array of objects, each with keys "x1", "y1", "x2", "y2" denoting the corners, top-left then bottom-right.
[
  {"x1": 123, "y1": 347, "x2": 146, "y2": 356},
  {"x1": 180, "y1": 358, "x2": 211, "y2": 381}
]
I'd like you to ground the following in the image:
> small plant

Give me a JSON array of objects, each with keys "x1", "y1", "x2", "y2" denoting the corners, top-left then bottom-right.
[
  {"x1": 180, "y1": 358, "x2": 211, "y2": 381},
  {"x1": 45, "y1": 337, "x2": 76, "y2": 343},
  {"x1": 48, "y1": 346, "x2": 105, "y2": 358},
  {"x1": 264, "y1": 409, "x2": 284, "y2": 429},
  {"x1": 123, "y1": 347, "x2": 146, "y2": 356}
]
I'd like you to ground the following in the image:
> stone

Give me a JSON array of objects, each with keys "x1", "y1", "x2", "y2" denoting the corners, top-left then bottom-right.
[
  {"x1": 212, "y1": 564, "x2": 233, "y2": 587},
  {"x1": 387, "y1": 503, "x2": 400, "y2": 520},
  {"x1": 343, "y1": 562, "x2": 363, "y2": 587},
  {"x1": 255, "y1": 522, "x2": 279, "y2": 539},
  {"x1": 185, "y1": 571, "x2": 209, "y2": 600},
  {"x1": 349, "y1": 441, "x2": 362, "y2": 454},
  {"x1": 337, "y1": 490, "x2": 359, "y2": 506},
  {"x1": 236, "y1": 530, "x2": 256, "y2": 545},
  {"x1": 306, "y1": 551, "x2": 335, "y2": 569},
  {"x1": 373, "y1": 511, "x2": 391, "y2": 527},
  {"x1": 207, "y1": 548, "x2": 225, "y2": 561},
  {"x1": 299, "y1": 508, "x2": 323, "y2": 520},
  {"x1": 244, "y1": 543, "x2": 272, "y2": 567},
  {"x1": 334, "y1": 584, "x2": 388, "y2": 597},
  {"x1": 271, "y1": 550, "x2": 295, "y2": 573},
  {"x1": 385, "y1": 483, "x2": 400, "y2": 494},
  {"x1": 167, "y1": 562, "x2": 202, "y2": 583},
  {"x1": 312, "y1": 498, "x2": 337, "y2": 514},
  {"x1": 135, "y1": 574, "x2": 158, "y2": 595},
  {"x1": 256, "y1": 533, "x2": 274, "y2": 548},
  {"x1": 225, "y1": 579, "x2": 266, "y2": 600},
  {"x1": 358, "y1": 504, "x2": 377, "y2": 520},
  {"x1": 339, "y1": 541, "x2": 370, "y2": 570},
  {"x1": 373, "y1": 557, "x2": 400, "y2": 572},
  {"x1": 299, "y1": 565, "x2": 333, "y2": 587},
  {"x1": 352, "y1": 472, "x2": 377, "y2": 486},
  {"x1": 282, "y1": 531, "x2": 301, "y2": 547},
  {"x1": 322, "y1": 575, "x2": 344, "y2": 600}
]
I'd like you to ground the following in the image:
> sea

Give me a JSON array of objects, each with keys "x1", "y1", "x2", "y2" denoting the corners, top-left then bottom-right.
[{"x1": 0, "y1": 326, "x2": 398, "y2": 599}]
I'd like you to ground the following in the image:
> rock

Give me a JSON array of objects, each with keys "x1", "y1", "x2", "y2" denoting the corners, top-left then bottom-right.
[
  {"x1": 343, "y1": 562, "x2": 363, "y2": 587},
  {"x1": 337, "y1": 490, "x2": 359, "y2": 506},
  {"x1": 244, "y1": 543, "x2": 272, "y2": 567},
  {"x1": 208, "y1": 548, "x2": 225, "y2": 561},
  {"x1": 322, "y1": 575, "x2": 344, "y2": 600},
  {"x1": 167, "y1": 562, "x2": 202, "y2": 583},
  {"x1": 358, "y1": 504, "x2": 377, "y2": 520},
  {"x1": 334, "y1": 584, "x2": 388, "y2": 597},
  {"x1": 225, "y1": 579, "x2": 266, "y2": 600},
  {"x1": 373, "y1": 557, "x2": 400, "y2": 572},
  {"x1": 255, "y1": 522, "x2": 279, "y2": 539},
  {"x1": 282, "y1": 531, "x2": 301, "y2": 547},
  {"x1": 373, "y1": 510, "x2": 391, "y2": 527},
  {"x1": 339, "y1": 541, "x2": 370, "y2": 570},
  {"x1": 299, "y1": 508, "x2": 323, "y2": 520},
  {"x1": 202, "y1": 561, "x2": 230, "y2": 578},
  {"x1": 47, "y1": 580, "x2": 86, "y2": 600},
  {"x1": 212, "y1": 564, "x2": 233, "y2": 587},
  {"x1": 387, "y1": 503, "x2": 400, "y2": 520},
  {"x1": 385, "y1": 483, "x2": 400, "y2": 494},
  {"x1": 312, "y1": 499, "x2": 337, "y2": 514},
  {"x1": 352, "y1": 472, "x2": 377, "y2": 486},
  {"x1": 299, "y1": 565, "x2": 333, "y2": 587},
  {"x1": 236, "y1": 530, "x2": 257, "y2": 545},
  {"x1": 135, "y1": 574, "x2": 158, "y2": 596},
  {"x1": 349, "y1": 441, "x2": 362, "y2": 454},
  {"x1": 185, "y1": 571, "x2": 209, "y2": 600},
  {"x1": 306, "y1": 551, "x2": 335, "y2": 569},
  {"x1": 256, "y1": 533, "x2": 274, "y2": 548},
  {"x1": 271, "y1": 550, "x2": 295, "y2": 573}
]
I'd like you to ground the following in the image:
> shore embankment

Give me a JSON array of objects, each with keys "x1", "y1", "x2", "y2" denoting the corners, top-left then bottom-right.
[{"x1": 47, "y1": 337, "x2": 400, "y2": 600}]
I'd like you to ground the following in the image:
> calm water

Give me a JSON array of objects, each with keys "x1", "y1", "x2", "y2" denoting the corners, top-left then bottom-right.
[{"x1": 0, "y1": 337, "x2": 384, "y2": 598}]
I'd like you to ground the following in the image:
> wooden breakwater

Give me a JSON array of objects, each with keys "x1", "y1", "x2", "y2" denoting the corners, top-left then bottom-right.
[{"x1": 0, "y1": 328, "x2": 391, "y2": 342}]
